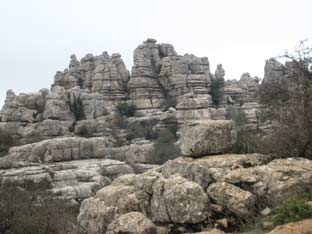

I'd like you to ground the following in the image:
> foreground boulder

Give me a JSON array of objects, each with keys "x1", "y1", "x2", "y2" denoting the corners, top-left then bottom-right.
[
  {"x1": 151, "y1": 175, "x2": 210, "y2": 223},
  {"x1": 78, "y1": 172, "x2": 211, "y2": 233},
  {"x1": 207, "y1": 182, "x2": 256, "y2": 219},
  {"x1": 178, "y1": 120, "x2": 237, "y2": 157},
  {"x1": 106, "y1": 212, "x2": 156, "y2": 234},
  {"x1": 77, "y1": 154, "x2": 312, "y2": 233}
]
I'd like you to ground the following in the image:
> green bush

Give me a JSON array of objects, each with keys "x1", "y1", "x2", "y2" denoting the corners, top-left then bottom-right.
[
  {"x1": 76, "y1": 124, "x2": 90, "y2": 137},
  {"x1": 125, "y1": 120, "x2": 158, "y2": 141},
  {"x1": 211, "y1": 78, "x2": 225, "y2": 107},
  {"x1": 151, "y1": 126, "x2": 180, "y2": 164},
  {"x1": 0, "y1": 178, "x2": 79, "y2": 234},
  {"x1": 116, "y1": 102, "x2": 137, "y2": 117},
  {"x1": 70, "y1": 94, "x2": 85, "y2": 121},
  {"x1": 0, "y1": 132, "x2": 14, "y2": 157},
  {"x1": 272, "y1": 199, "x2": 312, "y2": 226}
]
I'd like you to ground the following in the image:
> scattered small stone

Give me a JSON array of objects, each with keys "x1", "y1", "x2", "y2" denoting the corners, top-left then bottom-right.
[
  {"x1": 215, "y1": 218, "x2": 228, "y2": 230},
  {"x1": 261, "y1": 207, "x2": 272, "y2": 217}
]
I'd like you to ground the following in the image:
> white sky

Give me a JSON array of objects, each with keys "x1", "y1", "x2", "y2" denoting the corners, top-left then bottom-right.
[{"x1": 0, "y1": 0, "x2": 311, "y2": 106}]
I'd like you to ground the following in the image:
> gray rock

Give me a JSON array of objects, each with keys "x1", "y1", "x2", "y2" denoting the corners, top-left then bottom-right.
[
  {"x1": 178, "y1": 120, "x2": 237, "y2": 157},
  {"x1": 207, "y1": 182, "x2": 256, "y2": 219},
  {"x1": 106, "y1": 212, "x2": 157, "y2": 234}
]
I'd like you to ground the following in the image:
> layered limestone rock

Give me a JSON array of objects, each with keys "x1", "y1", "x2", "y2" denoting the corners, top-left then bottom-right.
[
  {"x1": 0, "y1": 137, "x2": 115, "y2": 169},
  {"x1": 224, "y1": 73, "x2": 261, "y2": 129},
  {"x1": 43, "y1": 86, "x2": 75, "y2": 121},
  {"x1": 224, "y1": 73, "x2": 260, "y2": 105},
  {"x1": 128, "y1": 39, "x2": 168, "y2": 110},
  {"x1": 128, "y1": 39, "x2": 226, "y2": 122},
  {"x1": 0, "y1": 89, "x2": 48, "y2": 123},
  {"x1": 0, "y1": 159, "x2": 133, "y2": 201}
]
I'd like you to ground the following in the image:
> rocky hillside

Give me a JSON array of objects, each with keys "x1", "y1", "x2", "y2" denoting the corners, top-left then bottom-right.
[{"x1": 1, "y1": 39, "x2": 311, "y2": 234}]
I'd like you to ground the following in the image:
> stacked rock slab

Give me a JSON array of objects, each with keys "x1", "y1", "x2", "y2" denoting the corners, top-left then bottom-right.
[
  {"x1": 54, "y1": 52, "x2": 129, "y2": 111},
  {"x1": 129, "y1": 39, "x2": 226, "y2": 122},
  {"x1": 128, "y1": 39, "x2": 170, "y2": 112},
  {"x1": 224, "y1": 73, "x2": 261, "y2": 129}
]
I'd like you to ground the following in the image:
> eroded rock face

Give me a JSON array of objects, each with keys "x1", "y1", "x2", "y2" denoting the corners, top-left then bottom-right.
[
  {"x1": 44, "y1": 86, "x2": 75, "y2": 121},
  {"x1": 224, "y1": 73, "x2": 260, "y2": 105},
  {"x1": 178, "y1": 120, "x2": 237, "y2": 157},
  {"x1": 0, "y1": 89, "x2": 47, "y2": 123},
  {"x1": 0, "y1": 159, "x2": 133, "y2": 200},
  {"x1": 0, "y1": 137, "x2": 115, "y2": 169}
]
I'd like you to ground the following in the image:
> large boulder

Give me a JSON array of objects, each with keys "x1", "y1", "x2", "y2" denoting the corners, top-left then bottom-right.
[
  {"x1": 151, "y1": 175, "x2": 210, "y2": 223},
  {"x1": 178, "y1": 120, "x2": 237, "y2": 157},
  {"x1": 106, "y1": 212, "x2": 157, "y2": 234},
  {"x1": 207, "y1": 182, "x2": 256, "y2": 219}
]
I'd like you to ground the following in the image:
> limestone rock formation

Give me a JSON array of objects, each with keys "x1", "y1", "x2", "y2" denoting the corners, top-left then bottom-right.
[
  {"x1": 262, "y1": 58, "x2": 285, "y2": 85},
  {"x1": 0, "y1": 89, "x2": 47, "y2": 123},
  {"x1": 1, "y1": 38, "x2": 302, "y2": 233},
  {"x1": 178, "y1": 120, "x2": 237, "y2": 157},
  {"x1": 0, "y1": 158, "x2": 133, "y2": 201},
  {"x1": 224, "y1": 73, "x2": 260, "y2": 105},
  {"x1": 0, "y1": 137, "x2": 115, "y2": 169}
]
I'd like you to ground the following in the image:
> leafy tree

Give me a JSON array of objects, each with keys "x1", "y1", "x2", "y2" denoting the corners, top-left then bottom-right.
[
  {"x1": 211, "y1": 77, "x2": 225, "y2": 107},
  {"x1": 0, "y1": 131, "x2": 14, "y2": 157},
  {"x1": 272, "y1": 199, "x2": 312, "y2": 226},
  {"x1": 259, "y1": 40, "x2": 312, "y2": 159},
  {"x1": 116, "y1": 102, "x2": 137, "y2": 117},
  {"x1": 151, "y1": 125, "x2": 180, "y2": 164}
]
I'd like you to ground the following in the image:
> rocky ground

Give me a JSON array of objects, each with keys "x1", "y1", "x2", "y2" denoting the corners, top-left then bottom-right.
[{"x1": 0, "y1": 39, "x2": 309, "y2": 233}]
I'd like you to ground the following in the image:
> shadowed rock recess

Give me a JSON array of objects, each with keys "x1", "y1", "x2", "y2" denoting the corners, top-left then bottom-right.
[{"x1": 0, "y1": 39, "x2": 310, "y2": 233}]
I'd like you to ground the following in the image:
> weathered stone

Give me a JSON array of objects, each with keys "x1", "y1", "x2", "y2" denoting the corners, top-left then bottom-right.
[
  {"x1": 207, "y1": 182, "x2": 256, "y2": 219},
  {"x1": 161, "y1": 154, "x2": 270, "y2": 188},
  {"x1": 106, "y1": 212, "x2": 157, "y2": 234},
  {"x1": 223, "y1": 158, "x2": 312, "y2": 204},
  {"x1": 151, "y1": 175, "x2": 210, "y2": 223},
  {"x1": 178, "y1": 120, "x2": 237, "y2": 157},
  {"x1": 0, "y1": 89, "x2": 47, "y2": 123},
  {"x1": 0, "y1": 158, "x2": 133, "y2": 200},
  {"x1": 0, "y1": 137, "x2": 116, "y2": 169},
  {"x1": 43, "y1": 86, "x2": 75, "y2": 121},
  {"x1": 261, "y1": 207, "x2": 272, "y2": 217}
]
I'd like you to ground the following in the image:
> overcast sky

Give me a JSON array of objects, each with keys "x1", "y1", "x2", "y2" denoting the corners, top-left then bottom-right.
[{"x1": 1, "y1": 0, "x2": 311, "y2": 106}]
